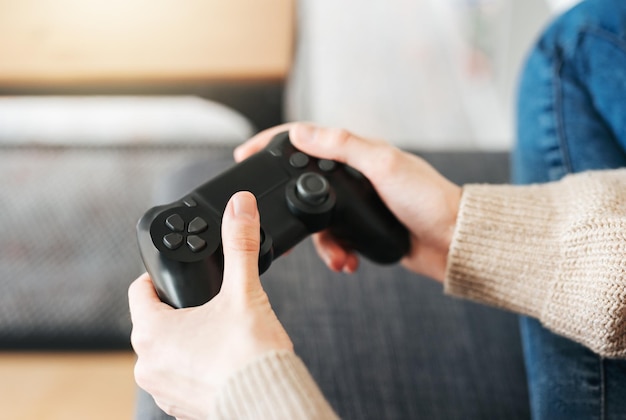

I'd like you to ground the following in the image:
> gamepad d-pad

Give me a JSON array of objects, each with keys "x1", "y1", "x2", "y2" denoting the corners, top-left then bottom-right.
[{"x1": 137, "y1": 131, "x2": 410, "y2": 308}]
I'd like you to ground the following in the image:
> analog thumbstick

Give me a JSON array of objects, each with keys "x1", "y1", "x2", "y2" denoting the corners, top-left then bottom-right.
[{"x1": 295, "y1": 173, "x2": 330, "y2": 205}]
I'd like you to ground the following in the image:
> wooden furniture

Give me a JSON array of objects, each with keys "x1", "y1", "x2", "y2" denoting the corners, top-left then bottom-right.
[
  {"x1": 0, "y1": 0, "x2": 294, "y2": 85},
  {"x1": 0, "y1": 352, "x2": 136, "y2": 419}
]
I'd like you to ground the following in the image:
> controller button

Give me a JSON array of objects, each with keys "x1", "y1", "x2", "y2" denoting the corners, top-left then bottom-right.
[
  {"x1": 183, "y1": 197, "x2": 197, "y2": 207},
  {"x1": 289, "y1": 152, "x2": 310, "y2": 168},
  {"x1": 269, "y1": 147, "x2": 283, "y2": 157},
  {"x1": 165, "y1": 214, "x2": 185, "y2": 232},
  {"x1": 188, "y1": 217, "x2": 208, "y2": 234},
  {"x1": 345, "y1": 165, "x2": 365, "y2": 180},
  {"x1": 163, "y1": 233, "x2": 184, "y2": 250},
  {"x1": 296, "y1": 172, "x2": 330, "y2": 205},
  {"x1": 187, "y1": 235, "x2": 207, "y2": 253},
  {"x1": 318, "y1": 159, "x2": 336, "y2": 172}
]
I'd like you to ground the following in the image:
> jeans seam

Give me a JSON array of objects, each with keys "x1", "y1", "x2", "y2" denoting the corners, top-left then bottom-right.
[
  {"x1": 553, "y1": 52, "x2": 574, "y2": 176},
  {"x1": 584, "y1": 26, "x2": 626, "y2": 58},
  {"x1": 579, "y1": 27, "x2": 626, "y2": 152}
]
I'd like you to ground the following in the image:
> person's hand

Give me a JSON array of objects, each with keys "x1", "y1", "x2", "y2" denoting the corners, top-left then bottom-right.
[
  {"x1": 128, "y1": 191, "x2": 293, "y2": 419},
  {"x1": 234, "y1": 123, "x2": 462, "y2": 282}
]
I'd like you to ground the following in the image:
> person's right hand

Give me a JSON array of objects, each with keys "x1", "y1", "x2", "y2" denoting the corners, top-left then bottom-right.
[
  {"x1": 129, "y1": 192, "x2": 294, "y2": 419},
  {"x1": 235, "y1": 123, "x2": 462, "y2": 282}
]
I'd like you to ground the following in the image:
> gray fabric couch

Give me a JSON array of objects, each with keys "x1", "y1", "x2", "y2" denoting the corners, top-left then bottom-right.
[
  {"x1": 0, "y1": 97, "x2": 529, "y2": 419},
  {"x1": 0, "y1": 97, "x2": 254, "y2": 349}
]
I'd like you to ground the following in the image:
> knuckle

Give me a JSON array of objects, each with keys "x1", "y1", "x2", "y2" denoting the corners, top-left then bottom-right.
[
  {"x1": 224, "y1": 226, "x2": 259, "y2": 254},
  {"x1": 133, "y1": 359, "x2": 151, "y2": 390},
  {"x1": 127, "y1": 279, "x2": 141, "y2": 303},
  {"x1": 328, "y1": 128, "x2": 353, "y2": 148},
  {"x1": 371, "y1": 144, "x2": 401, "y2": 176},
  {"x1": 130, "y1": 320, "x2": 156, "y2": 353},
  {"x1": 154, "y1": 399, "x2": 176, "y2": 417},
  {"x1": 229, "y1": 235, "x2": 260, "y2": 254},
  {"x1": 130, "y1": 328, "x2": 147, "y2": 352}
]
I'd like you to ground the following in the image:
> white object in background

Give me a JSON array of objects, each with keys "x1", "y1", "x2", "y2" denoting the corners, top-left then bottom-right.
[
  {"x1": 287, "y1": 0, "x2": 513, "y2": 150},
  {"x1": 547, "y1": 0, "x2": 581, "y2": 13},
  {"x1": 0, "y1": 96, "x2": 254, "y2": 146},
  {"x1": 287, "y1": 0, "x2": 581, "y2": 151}
]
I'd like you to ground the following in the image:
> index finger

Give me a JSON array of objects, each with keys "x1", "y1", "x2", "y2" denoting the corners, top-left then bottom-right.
[
  {"x1": 128, "y1": 272, "x2": 172, "y2": 323},
  {"x1": 233, "y1": 123, "x2": 298, "y2": 162}
]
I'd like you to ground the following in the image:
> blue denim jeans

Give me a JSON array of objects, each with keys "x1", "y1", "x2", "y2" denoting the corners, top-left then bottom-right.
[{"x1": 514, "y1": 0, "x2": 626, "y2": 418}]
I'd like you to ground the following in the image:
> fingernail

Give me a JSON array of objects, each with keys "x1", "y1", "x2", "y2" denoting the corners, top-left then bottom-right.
[
  {"x1": 232, "y1": 192, "x2": 257, "y2": 219},
  {"x1": 293, "y1": 124, "x2": 317, "y2": 143},
  {"x1": 233, "y1": 145, "x2": 242, "y2": 159},
  {"x1": 233, "y1": 145, "x2": 248, "y2": 163}
]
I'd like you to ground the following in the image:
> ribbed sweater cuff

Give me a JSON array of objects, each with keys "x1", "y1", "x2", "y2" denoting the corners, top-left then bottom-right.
[
  {"x1": 445, "y1": 182, "x2": 560, "y2": 318},
  {"x1": 444, "y1": 171, "x2": 626, "y2": 357},
  {"x1": 445, "y1": 185, "x2": 558, "y2": 317},
  {"x1": 210, "y1": 350, "x2": 338, "y2": 419}
]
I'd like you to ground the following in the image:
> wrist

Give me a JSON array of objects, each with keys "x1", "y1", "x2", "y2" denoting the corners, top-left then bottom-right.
[{"x1": 402, "y1": 182, "x2": 461, "y2": 283}]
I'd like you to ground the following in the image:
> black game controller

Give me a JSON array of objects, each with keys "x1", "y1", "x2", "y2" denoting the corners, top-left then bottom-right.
[{"x1": 137, "y1": 131, "x2": 410, "y2": 308}]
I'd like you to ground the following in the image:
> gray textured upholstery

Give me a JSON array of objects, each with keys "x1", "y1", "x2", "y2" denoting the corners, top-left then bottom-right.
[
  {"x1": 0, "y1": 145, "x2": 238, "y2": 349},
  {"x1": 0, "y1": 96, "x2": 254, "y2": 349}
]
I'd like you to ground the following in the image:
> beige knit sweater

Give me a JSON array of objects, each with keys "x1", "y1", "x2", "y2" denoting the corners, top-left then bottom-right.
[{"x1": 210, "y1": 169, "x2": 626, "y2": 418}]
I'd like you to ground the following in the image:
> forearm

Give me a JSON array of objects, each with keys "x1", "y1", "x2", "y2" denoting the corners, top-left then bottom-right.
[
  {"x1": 210, "y1": 350, "x2": 339, "y2": 419},
  {"x1": 445, "y1": 169, "x2": 626, "y2": 358}
]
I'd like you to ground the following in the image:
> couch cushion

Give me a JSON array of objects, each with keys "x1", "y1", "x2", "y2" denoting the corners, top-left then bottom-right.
[
  {"x1": 0, "y1": 97, "x2": 252, "y2": 349},
  {"x1": 0, "y1": 96, "x2": 254, "y2": 146},
  {"x1": 0, "y1": 144, "x2": 241, "y2": 349}
]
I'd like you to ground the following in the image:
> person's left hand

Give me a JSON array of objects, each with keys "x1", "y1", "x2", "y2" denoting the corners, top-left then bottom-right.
[
  {"x1": 128, "y1": 191, "x2": 293, "y2": 419},
  {"x1": 234, "y1": 123, "x2": 461, "y2": 282}
]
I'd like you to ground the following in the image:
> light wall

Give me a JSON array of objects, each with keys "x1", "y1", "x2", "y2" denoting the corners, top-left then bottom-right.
[{"x1": 286, "y1": 0, "x2": 578, "y2": 150}]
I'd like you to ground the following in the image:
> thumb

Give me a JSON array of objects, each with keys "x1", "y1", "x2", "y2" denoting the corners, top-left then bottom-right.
[
  {"x1": 288, "y1": 123, "x2": 390, "y2": 179},
  {"x1": 220, "y1": 191, "x2": 262, "y2": 296}
]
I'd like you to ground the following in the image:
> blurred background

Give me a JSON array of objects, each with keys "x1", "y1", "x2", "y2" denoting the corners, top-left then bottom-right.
[
  {"x1": 0, "y1": 0, "x2": 579, "y2": 148},
  {"x1": 0, "y1": 0, "x2": 578, "y2": 418}
]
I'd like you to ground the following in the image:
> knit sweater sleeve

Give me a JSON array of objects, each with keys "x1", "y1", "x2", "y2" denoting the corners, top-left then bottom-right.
[
  {"x1": 445, "y1": 169, "x2": 626, "y2": 358},
  {"x1": 210, "y1": 350, "x2": 339, "y2": 419}
]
